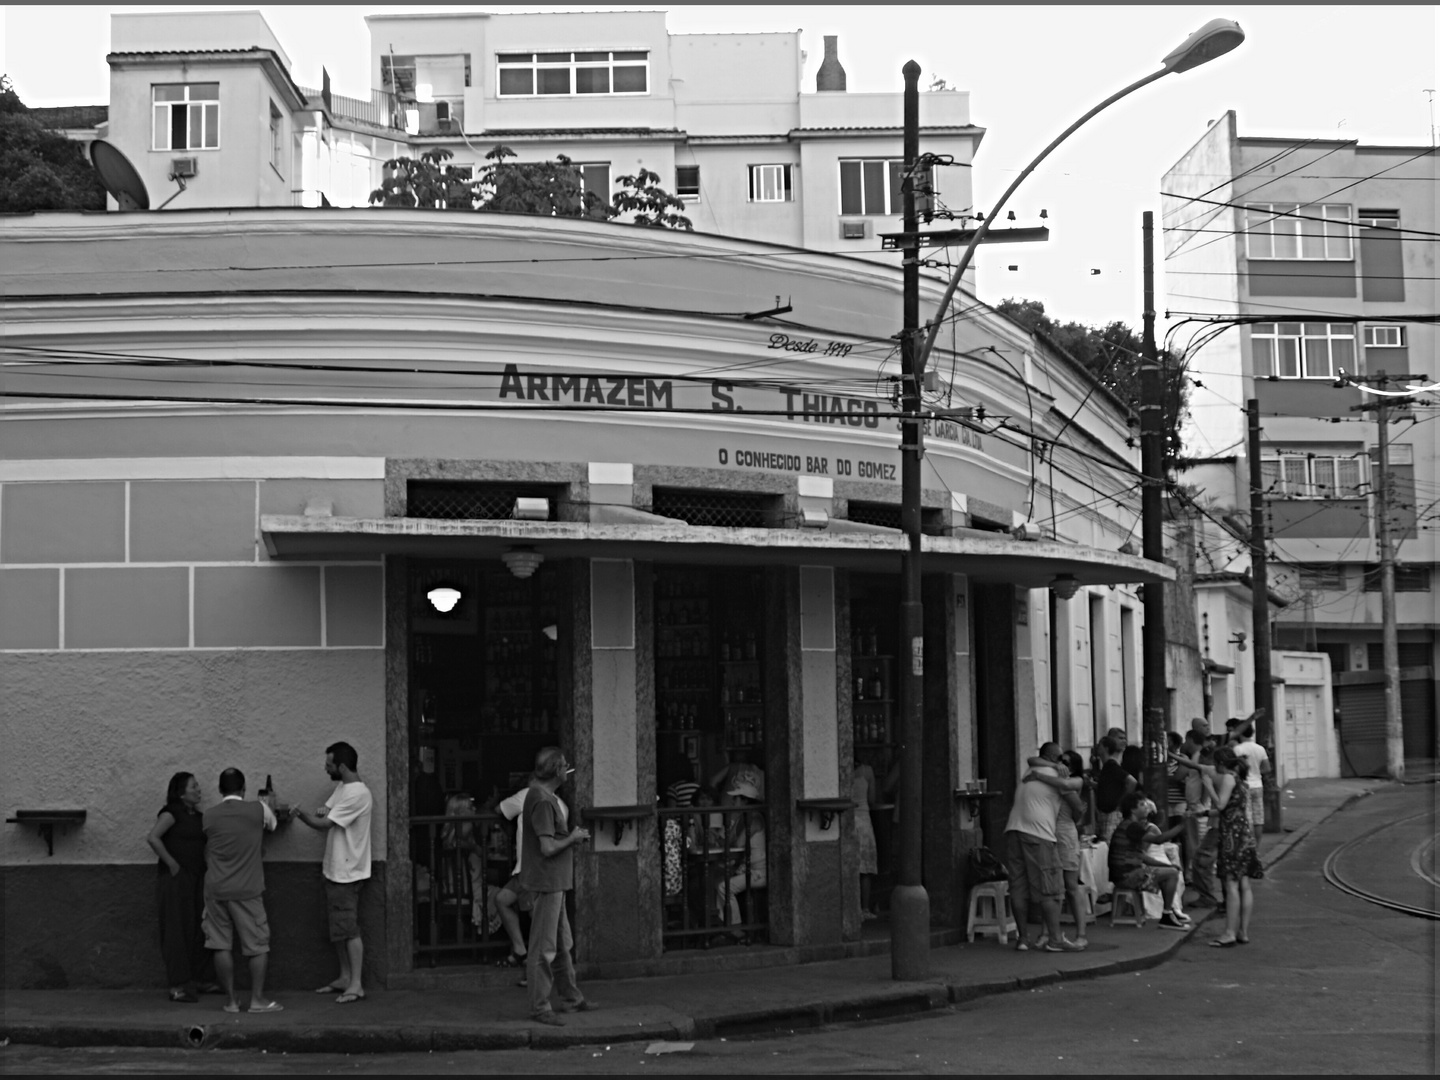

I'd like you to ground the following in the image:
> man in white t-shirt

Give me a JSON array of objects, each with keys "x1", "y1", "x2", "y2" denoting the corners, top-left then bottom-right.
[
  {"x1": 489, "y1": 777, "x2": 558, "y2": 973},
  {"x1": 1233, "y1": 720, "x2": 1271, "y2": 847},
  {"x1": 293, "y1": 740, "x2": 373, "y2": 1004},
  {"x1": 1002, "y1": 742, "x2": 1083, "y2": 953}
]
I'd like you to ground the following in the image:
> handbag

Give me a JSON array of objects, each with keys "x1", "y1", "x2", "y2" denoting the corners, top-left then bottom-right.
[{"x1": 967, "y1": 844, "x2": 1007, "y2": 883}]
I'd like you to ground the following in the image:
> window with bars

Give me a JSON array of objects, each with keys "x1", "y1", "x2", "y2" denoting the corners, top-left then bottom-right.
[
  {"x1": 1251, "y1": 322, "x2": 1356, "y2": 379},
  {"x1": 496, "y1": 50, "x2": 648, "y2": 97},
  {"x1": 1260, "y1": 453, "x2": 1367, "y2": 499},
  {"x1": 650, "y1": 489, "x2": 771, "y2": 528},
  {"x1": 846, "y1": 501, "x2": 901, "y2": 529},
  {"x1": 1297, "y1": 565, "x2": 1348, "y2": 591},
  {"x1": 406, "y1": 482, "x2": 559, "y2": 520},
  {"x1": 152, "y1": 83, "x2": 219, "y2": 151},
  {"x1": 748, "y1": 164, "x2": 792, "y2": 203},
  {"x1": 1245, "y1": 202, "x2": 1352, "y2": 260},
  {"x1": 1362, "y1": 567, "x2": 1431, "y2": 593}
]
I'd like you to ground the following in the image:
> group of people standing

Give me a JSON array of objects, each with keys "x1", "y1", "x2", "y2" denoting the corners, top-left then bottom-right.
[
  {"x1": 1000, "y1": 714, "x2": 1271, "y2": 952},
  {"x1": 146, "y1": 741, "x2": 373, "y2": 1012}
]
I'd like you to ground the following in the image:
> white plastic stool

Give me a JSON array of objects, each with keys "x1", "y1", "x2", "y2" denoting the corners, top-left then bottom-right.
[
  {"x1": 1110, "y1": 887, "x2": 1148, "y2": 927},
  {"x1": 1060, "y1": 882, "x2": 1098, "y2": 925},
  {"x1": 966, "y1": 880, "x2": 1017, "y2": 944}
]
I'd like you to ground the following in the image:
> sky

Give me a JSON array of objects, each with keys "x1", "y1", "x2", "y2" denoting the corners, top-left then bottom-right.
[{"x1": 2, "y1": 4, "x2": 1435, "y2": 329}]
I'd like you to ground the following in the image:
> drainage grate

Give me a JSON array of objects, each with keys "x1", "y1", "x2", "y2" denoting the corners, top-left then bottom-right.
[
  {"x1": 407, "y1": 482, "x2": 557, "y2": 520},
  {"x1": 651, "y1": 488, "x2": 770, "y2": 528}
]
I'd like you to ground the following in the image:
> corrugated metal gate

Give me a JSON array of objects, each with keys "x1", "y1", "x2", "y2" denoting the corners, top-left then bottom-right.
[{"x1": 1335, "y1": 669, "x2": 1436, "y2": 775}]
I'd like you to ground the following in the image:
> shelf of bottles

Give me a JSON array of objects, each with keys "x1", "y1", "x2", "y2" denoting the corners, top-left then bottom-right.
[
  {"x1": 851, "y1": 622, "x2": 893, "y2": 750},
  {"x1": 654, "y1": 568, "x2": 765, "y2": 747}
]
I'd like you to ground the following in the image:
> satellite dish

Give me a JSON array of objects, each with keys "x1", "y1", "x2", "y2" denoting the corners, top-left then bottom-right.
[{"x1": 89, "y1": 140, "x2": 150, "y2": 210}]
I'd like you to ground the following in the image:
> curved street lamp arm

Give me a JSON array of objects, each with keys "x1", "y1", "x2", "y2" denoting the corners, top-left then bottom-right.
[{"x1": 915, "y1": 66, "x2": 1170, "y2": 375}]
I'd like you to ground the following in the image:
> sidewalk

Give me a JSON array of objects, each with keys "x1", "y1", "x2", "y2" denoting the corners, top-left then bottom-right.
[{"x1": 0, "y1": 777, "x2": 1391, "y2": 1055}]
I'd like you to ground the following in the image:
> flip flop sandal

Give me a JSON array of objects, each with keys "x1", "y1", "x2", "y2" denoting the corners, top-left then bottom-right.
[
  {"x1": 169, "y1": 989, "x2": 198, "y2": 1003},
  {"x1": 314, "y1": 984, "x2": 348, "y2": 994},
  {"x1": 335, "y1": 992, "x2": 365, "y2": 1004},
  {"x1": 497, "y1": 952, "x2": 526, "y2": 968},
  {"x1": 1209, "y1": 938, "x2": 1239, "y2": 948},
  {"x1": 249, "y1": 1001, "x2": 285, "y2": 1013}
]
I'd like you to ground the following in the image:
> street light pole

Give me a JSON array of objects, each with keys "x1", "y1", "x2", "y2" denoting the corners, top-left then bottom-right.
[
  {"x1": 887, "y1": 18, "x2": 1242, "y2": 983},
  {"x1": 891, "y1": 58, "x2": 930, "y2": 982}
]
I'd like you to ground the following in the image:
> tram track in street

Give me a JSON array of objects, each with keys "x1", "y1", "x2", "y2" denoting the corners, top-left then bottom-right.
[{"x1": 1321, "y1": 808, "x2": 1440, "y2": 920}]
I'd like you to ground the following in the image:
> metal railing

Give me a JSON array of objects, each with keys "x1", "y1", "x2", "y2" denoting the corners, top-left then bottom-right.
[
  {"x1": 298, "y1": 86, "x2": 401, "y2": 130},
  {"x1": 411, "y1": 811, "x2": 514, "y2": 964},
  {"x1": 658, "y1": 804, "x2": 768, "y2": 949}
]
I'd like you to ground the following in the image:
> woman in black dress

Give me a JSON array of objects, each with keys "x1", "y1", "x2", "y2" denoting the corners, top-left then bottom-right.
[
  {"x1": 145, "y1": 772, "x2": 214, "y2": 1001},
  {"x1": 1210, "y1": 746, "x2": 1262, "y2": 947}
]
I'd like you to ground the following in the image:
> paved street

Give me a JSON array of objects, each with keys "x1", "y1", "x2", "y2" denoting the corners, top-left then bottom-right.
[{"x1": 5, "y1": 781, "x2": 1433, "y2": 1075}]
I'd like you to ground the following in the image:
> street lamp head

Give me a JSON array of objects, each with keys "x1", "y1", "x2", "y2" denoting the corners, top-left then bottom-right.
[{"x1": 1161, "y1": 18, "x2": 1245, "y2": 74}]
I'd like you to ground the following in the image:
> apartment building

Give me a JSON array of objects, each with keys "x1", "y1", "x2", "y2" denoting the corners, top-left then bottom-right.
[
  {"x1": 1162, "y1": 110, "x2": 1438, "y2": 774},
  {"x1": 94, "y1": 9, "x2": 981, "y2": 261}
]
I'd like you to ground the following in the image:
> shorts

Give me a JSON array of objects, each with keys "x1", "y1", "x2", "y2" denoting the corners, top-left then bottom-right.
[
  {"x1": 1116, "y1": 866, "x2": 1159, "y2": 893},
  {"x1": 202, "y1": 895, "x2": 271, "y2": 956},
  {"x1": 325, "y1": 878, "x2": 365, "y2": 942},
  {"x1": 1246, "y1": 785, "x2": 1265, "y2": 828},
  {"x1": 1004, "y1": 830, "x2": 1064, "y2": 906},
  {"x1": 497, "y1": 874, "x2": 536, "y2": 914}
]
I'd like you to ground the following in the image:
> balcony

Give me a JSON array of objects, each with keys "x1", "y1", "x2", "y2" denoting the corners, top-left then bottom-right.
[{"x1": 299, "y1": 86, "x2": 401, "y2": 131}]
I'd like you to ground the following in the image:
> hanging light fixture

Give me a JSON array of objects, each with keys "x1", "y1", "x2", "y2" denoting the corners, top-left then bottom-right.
[
  {"x1": 501, "y1": 546, "x2": 544, "y2": 579},
  {"x1": 1049, "y1": 574, "x2": 1081, "y2": 601},
  {"x1": 426, "y1": 585, "x2": 462, "y2": 613}
]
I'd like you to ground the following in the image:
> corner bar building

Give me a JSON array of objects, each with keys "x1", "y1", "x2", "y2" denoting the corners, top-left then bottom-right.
[{"x1": 0, "y1": 209, "x2": 1170, "y2": 989}]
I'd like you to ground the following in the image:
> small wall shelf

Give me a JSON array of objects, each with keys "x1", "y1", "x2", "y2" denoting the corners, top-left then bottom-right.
[
  {"x1": 7, "y1": 809, "x2": 87, "y2": 856},
  {"x1": 582, "y1": 804, "x2": 657, "y2": 845},
  {"x1": 795, "y1": 797, "x2": 857, "y2": 832}
]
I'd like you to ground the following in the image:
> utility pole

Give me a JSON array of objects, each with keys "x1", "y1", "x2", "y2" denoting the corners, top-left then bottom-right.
[
  {"x1": 1139, "y1": 212, "x2": 1168, "y2": 817},
  {"x1": 1246, "y1": 399, "x2": 1279, "y2": 831},
  {"x1": 1345, "y1": 370, "x2": 1416, "y2": 780},
  {"x1": 891, "y1": 58, "x2": 929, "y2": 981}
]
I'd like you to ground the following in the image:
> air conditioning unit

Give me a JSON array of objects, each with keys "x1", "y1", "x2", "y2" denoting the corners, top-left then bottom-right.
[
  {"x1": 170, "y1": 157, "x2": 198, "y2": 179},
  {"x1": 435, "y1": 101, "x2": 451, "y2": 124},
  {"x1": 839, "y1": 220, "x2": 869, "y2": 240}
]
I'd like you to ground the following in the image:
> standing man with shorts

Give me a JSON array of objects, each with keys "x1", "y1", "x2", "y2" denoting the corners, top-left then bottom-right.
[
  {"x1": 201, "y1": 767, "x2": 281, "y2": 1013},
  {"x1": 1233, "y1": 720, "x2": 1271, "y2": 847},
  {"x1": 1001, "y1": 742, "x2": 1084, "y2": 953},
  {"x1": 293, "y1": 741, "x2": 373, "y2": 1004}
]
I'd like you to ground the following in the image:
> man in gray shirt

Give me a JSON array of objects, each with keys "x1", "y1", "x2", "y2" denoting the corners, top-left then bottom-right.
[
  {"x1": 520, "y1": 747, "x2": 593, "y2": 1025},
  {"x1": 201, "y1": 767, "x2": 280, "y2": 1014}
]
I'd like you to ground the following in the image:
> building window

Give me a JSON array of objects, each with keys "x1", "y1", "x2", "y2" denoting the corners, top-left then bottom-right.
[
  {"x1": 1298, "y1": 565, "x2": 1348, "y2": 591},
  {"x1": 748, "y1": 164, "x2": 792, "y2": 203},
  {"x1": 1362, "y1": 565, "x2": 1430, "y2": 592},
  {"x1": 837, "y1": 159, "x2": 934, "y2": 216},
  {"x1": 1363, "y1": 324, "x2": 1406, "y2": 347},
  {"x1": 152, "y1": 83, "x2": 219, "y2": 151},
  {"x1": 1252, "y1": 322, "x2": 1356, "y2": 379},
  {"x1": 269, "y1": 103, "x2": 283, "y2": 170},
  {"x1": 1245, "y1": 203, "x2": 1352, "y2": 260},
  {"x1": 1260, "y1": 453, "x2": 1367, "y2": 499},
  {"x1": 496, "y1": 51, "x2": 648, "y2": 97},
  {"x1": 675, "y1": 165, "x2": 700, "y2": 198}
]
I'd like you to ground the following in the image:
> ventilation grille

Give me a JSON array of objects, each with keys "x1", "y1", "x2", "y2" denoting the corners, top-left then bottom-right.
[
  {"x1": 407, "y1": 482, "x2": 557, "y2": 520},
  {"x1": 847, "y1": 501, "x2": 901, "y2": 530},
  {"x1": 651, "y1": 489, "x2": 769, "y2": 528}
]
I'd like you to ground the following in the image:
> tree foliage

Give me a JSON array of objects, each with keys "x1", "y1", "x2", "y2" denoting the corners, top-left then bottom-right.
[
  {"x1": 369, "y1": 144, "x2": 691, "y2": 229},
  {"x1": 0, "y1": 76, "x2": 107, "y2": 213},
  {"x1": 996, "y1": 297, "x2": 1188, "y2": 459}
]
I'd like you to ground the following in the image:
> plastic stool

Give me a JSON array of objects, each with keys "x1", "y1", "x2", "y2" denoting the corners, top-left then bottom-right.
[
  {"x1": 1110, "y1": 887, "x2": 1148, "y2": 927},
  {"x1": 1060, "y1": 882, "x2": 1098, "y2": 925},
  {"x1": 966, "y1": 880, "x2": 1017, "y2": 944}
]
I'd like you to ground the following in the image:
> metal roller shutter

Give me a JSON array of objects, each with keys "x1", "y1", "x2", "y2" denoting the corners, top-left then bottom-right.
[{"x1": 1337, "y1": 682, "x2": 1387, "y2": 777}]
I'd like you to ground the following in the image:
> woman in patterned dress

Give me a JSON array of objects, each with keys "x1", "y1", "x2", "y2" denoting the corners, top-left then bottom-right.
[{"x1": 1210, "y1": 746, "x2": 1262, "y2": 947}]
